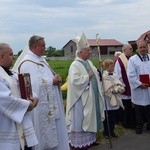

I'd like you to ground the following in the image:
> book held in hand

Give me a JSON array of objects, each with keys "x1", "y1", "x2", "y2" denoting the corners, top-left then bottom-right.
[
  {"x1": 18, "y1": 73, "x2": 33, "y2": 99},
  {"x1": 139, "y1": 74, "x2": 150, "y2": 87}
]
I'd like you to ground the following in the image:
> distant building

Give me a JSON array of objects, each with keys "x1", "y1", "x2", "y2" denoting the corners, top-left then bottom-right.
[
  {"x1": 137, "y1": 30, "x2": 150, "y2": 53},
  {"x1": 62, "y1": 39, "x2": 123, "y2": 58},
  {"x1": 128, "y1": 30, "x2": 150, "y2": 53}
]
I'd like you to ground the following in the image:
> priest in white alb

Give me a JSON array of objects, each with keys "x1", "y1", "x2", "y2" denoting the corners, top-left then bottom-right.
[{"x1": 13, "y1": 35, "x2": 70, "y2": 150}]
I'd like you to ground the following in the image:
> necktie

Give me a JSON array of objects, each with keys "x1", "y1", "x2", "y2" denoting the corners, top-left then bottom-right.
[
  {"x1": 142, "y1": 55, "x2": 147, "y2": 61},
  {"x1": 143, "y1": 56, "x2": 146, "y2": 61}
]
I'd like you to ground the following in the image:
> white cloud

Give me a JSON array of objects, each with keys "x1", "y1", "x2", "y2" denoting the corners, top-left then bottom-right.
[{"x1": 0, "y1": 0, "x2": 149, "y2": 54}]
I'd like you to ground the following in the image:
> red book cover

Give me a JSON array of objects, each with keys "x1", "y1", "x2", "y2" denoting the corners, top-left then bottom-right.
[
  {"x1": 139, "y1": 74, "x2": 150, "y2": 87},
  {"x1": 18, "y1": 73, "x2": 33, "y2": 99}
]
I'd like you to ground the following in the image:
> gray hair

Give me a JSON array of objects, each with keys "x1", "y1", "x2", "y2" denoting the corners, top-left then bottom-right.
[
  {"x1": 29, "y1": 35, "x2": 44, "y2": 49},
  {"x1": 0, "y1": 43, "x2": 10, "y2": 54},
  {"x1": 122, "y1": 44, "x2": 131, "y2": 52}
]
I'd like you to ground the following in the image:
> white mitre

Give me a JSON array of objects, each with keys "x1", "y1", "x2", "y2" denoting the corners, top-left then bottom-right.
[{"x1": 76, "y1": 32, "x2": 90, "y2": 51}]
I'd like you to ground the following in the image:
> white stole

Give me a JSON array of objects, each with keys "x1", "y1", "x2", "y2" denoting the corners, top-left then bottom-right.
[
  {"x1": 119, "y1": 53, "x2": 128, "y2": 70},
  {"x1": 0, "y1": 67, "x2": 25, "y2": 150}
]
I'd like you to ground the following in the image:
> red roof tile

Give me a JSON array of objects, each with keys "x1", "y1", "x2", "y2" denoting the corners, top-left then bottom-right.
[
  {"x1": 88, "y1": 39, "x2": 123, "y2": 46},
  {"x1": 137, "y1": 30, "x2": 150, "y2": 41},
  {"x1": 72, "y1": 39, "x2": 123, "y2": 46}
]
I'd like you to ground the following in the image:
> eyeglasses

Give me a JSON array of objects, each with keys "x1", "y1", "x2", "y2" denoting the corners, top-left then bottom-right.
[{"x1": 139, "y1": 46, "x2": 146, "y2": 49}]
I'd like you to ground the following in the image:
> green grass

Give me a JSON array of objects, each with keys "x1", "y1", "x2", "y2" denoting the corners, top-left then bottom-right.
[
  {"x1": 48, "y1": 60, "x2": 73, "y2": 83},
  {"x1": 48, "y1": 60, "x2": 73, "y2": 100},
  {"x1": 47, "y1": 58, "x2": 110, "y2": 100},
  {"x1": 48, "y1": 59, "x2": 100, "y2": 100},
  {"x1": 48, "y1": 59, "x2": 101, "y2": 83},
  {"x1": 47, "y1": 54, "x2": 114, "y2": 83}
]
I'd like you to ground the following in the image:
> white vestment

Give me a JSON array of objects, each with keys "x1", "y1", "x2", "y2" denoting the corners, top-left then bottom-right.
[
  {"x1": 0, "y1": 66, "x2": 38, "y2": 150},
  {"x1": 16, "y1": 50, "x2": 70, "y2": 150},
  {"x1": 102, "y1": 71, "x2": 125, "y2": 110},
  {"x1": 66, "y1": 57, "x2": 104, "y2": 147},
  {"x1": 127, "y1": 54, "x2": 150, "y2": 105}
]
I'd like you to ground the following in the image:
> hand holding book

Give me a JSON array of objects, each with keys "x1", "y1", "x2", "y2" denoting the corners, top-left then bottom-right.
[
  {"x1": 30, "y1": 97, "x2": 39, "y2": 108},
  {"x1": 139, "y1": 74, "x2": 150, "y2": 88},
  {"x1": 53, "y1": 74, "x2": 62, "y2": 86},
  {"x1": 18, "y1": 73, "x2": 33, "y2": 99},
  {"x1": 28, "y1": 97, "x2": 39, "y2": 111}
]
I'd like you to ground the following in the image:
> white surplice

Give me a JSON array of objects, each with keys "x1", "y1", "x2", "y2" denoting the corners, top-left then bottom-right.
[
  {"x1": 0, "y1": 66, "x2": 38, "y2": 150},
  {"x1": 17, "y1": 50, "x2": 70, "y2": 150},
  {"x1": 127, "y1": 54, "x2": 150, "y2": 105}
]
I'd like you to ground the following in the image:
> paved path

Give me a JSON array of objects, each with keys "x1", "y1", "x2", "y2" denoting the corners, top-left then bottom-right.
[{"x1": 89, "y1": 129, "x2": 150, "y2": 150}]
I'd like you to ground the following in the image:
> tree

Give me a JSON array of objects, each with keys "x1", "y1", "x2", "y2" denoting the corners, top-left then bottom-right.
[
  {"x1": 46, "y1": 46, "x2": 64, "y2": 57},
  {"x1": 46, "y1": 46, "x2": 56, "y2": 57},
  {"x1": 52, "y1": 49, "x2": 64, "y2": 57},
  {"x1": 17, "y1": 50, "x2": 23, "y2": 56}
]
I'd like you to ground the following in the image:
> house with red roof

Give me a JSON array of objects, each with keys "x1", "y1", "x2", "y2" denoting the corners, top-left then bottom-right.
[
  {"x1": 137, "y1": 30, "x2": 150, "y2": 53},
  {"x1": 128, "y1": 30, "x2": 150, "y2": 53},
  {"x1": 62, "y1": 38, "x2": 123, "y2": 58}
]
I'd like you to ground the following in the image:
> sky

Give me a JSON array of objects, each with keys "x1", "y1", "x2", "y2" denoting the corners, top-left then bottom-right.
[{"x1": 0, "y1": 0, "x2": 150, "y2": 54}]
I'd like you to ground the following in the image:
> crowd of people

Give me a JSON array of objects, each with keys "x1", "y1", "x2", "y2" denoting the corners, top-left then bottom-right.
[{"x1": 0, "y1": 33, "x2": 150, "y2": 150}]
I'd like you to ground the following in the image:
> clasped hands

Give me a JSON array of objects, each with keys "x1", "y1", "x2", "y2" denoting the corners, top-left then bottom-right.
[
  {"x1": 88, "y1": 70, "x2": 94, "y2": 79},
  {"x1": 53, "y1": 74, "x2": 62, "y2": 86},
  {"x1": 28, "y1": 97, "x2": 39, "y2": 111}
]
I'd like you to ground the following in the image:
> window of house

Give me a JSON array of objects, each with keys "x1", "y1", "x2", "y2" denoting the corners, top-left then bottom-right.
[{"x1": 71, "y1": 46, "x2": 73, "y2": 52}]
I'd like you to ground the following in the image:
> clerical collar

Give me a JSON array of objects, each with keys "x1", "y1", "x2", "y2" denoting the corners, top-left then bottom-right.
[
  {"x1": 1, "y1": 66, "x2": 13, "y2": 76},
  {"x1": 137, "y1": 53, "x2": 149, "y2": 61},
  {"x1": 125, "y1": 55, "x2": 130, "y2": 60}
]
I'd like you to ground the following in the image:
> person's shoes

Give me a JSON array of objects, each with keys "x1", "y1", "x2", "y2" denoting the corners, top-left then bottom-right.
[
  {"x1": 147, "y1": 123, "x2": 150, "y2": 130},
  {"x1": 111, "y1": 132, "x2": 118, "y2": 138},
  {"x1": 136, "y1": 128, "x2": 142, "y2": 134},
  {"x1": 102, "y1": 132, "x2": 110, "y2": 139},
  {"x1": 92, "y1": 142, "x2": 99, "y2": 146}
]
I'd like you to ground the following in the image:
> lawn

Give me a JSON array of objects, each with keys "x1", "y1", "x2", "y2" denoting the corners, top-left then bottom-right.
[
  {"x1": 48, "y1": 59, "x2": 100, "y2": 100},
  {"x1": 48, "y1": 59, "x2": 101, "y2": 83},
  {"x1": 48, "y1": 55, "x2": 114, "y2": 83}
]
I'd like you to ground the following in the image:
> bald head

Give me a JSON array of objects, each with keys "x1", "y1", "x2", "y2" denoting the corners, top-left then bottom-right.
[
  {"x1": 0, "y1": 43, "x2": 14, "y2": 68},
  {"x1": 0, "y1": 43, "x2": 10, "y2": 55}
]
